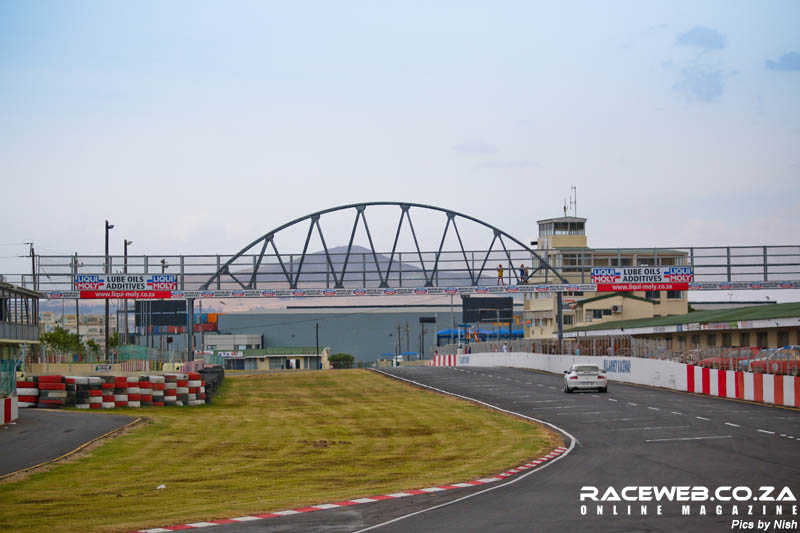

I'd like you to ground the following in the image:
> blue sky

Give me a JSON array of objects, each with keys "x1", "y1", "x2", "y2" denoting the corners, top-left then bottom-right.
[{"x1": 1, "y1": 1, "x2": 799, "y2": 296}]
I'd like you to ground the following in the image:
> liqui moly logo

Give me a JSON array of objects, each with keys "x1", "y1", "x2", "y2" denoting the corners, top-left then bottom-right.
[
  {"x1": 535, "y1": 285, "x2": 550, "y2": 292},
  {"x1": 718, "y1": 282, "x2": 733, "y2": 290},
  {"x1": 780, "y1": 282, "x2": 794, "y2": 289},
  {"x1": 664, "y1": 267, "x2": 693, "y2": 282},
  {"x1": 565, "y1": 285, "x2": 580, "y2": 291},
  {"x1": 443, "y1": 288, "x2": 458, "y2": 294},
  {"x1": 413, "y1": 288, "x2": 428, "y2": 295},
  {"x1": 146, "y1": 274, "x2": 177, "y2": 290},
  {"x1": 322, "y1": 289, "x2": 337, "y2": 296},
  {"x1": 749, "y1": 282, "x2": 763, "y2": 289},
  {"x1": 352, "y1": 289, "x2": 367, "y2": 296},
  {"x1": 291, "y1": 289, "x2": 306, "y2": 296},
  {"x1": 201, "y1": 291, "x2": 215, "y2": 298},
  {"x1": 688, "y1": 283, "x2": 702, "y2": 290},
  {"x1": 475, "y1": 287, "x2": 489, "y2": 294},
  {"x1": 231, "y1": 290, "x2": 245, "y2": 297},
  {"x1": 260, "y1": 290, "x2": 276, "y2": 297},
  {"x1": 591, "y1": 268, "x2": 622, "y2": 283},
  {"x1": 171, "y1": 291, "x2": 185, "y2": 298},
  {"x1": 75, "y1": 274, "x2": 104, "y2": 290},
  {"x1": 50, "y1": 292, "x2": 64, "y2": 299},
  {"x1": 505, "y1": 285, "x2": 520, "y2": 293},
  {"x1": 383, "y1": 288, "x2": 398, "y2": 295}
]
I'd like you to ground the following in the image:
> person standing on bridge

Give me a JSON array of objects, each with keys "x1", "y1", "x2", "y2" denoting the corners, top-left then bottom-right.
[{"x1": 497, "y1": 264, "x2": 505, "y2": 285}]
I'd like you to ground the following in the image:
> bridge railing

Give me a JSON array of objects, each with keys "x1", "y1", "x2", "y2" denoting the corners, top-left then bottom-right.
[{"x1": 7, "y1": 245, "x2": 800, "y2": 291}]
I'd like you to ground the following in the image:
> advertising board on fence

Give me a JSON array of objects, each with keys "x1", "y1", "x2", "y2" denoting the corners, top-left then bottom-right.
[
  {"x1": 592, "y1": 267, "x2": 693, "y2": 292},
  {"x1": 74, "y1": 274, "x2": 177, "y2": 299}
]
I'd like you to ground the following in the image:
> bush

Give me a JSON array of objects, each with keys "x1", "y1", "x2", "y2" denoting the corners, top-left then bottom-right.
[{"x1": 329, "y1": 353, "x2": 355, "y2": 369}]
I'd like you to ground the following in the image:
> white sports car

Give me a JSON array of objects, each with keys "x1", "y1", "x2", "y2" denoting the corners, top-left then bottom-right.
[{"x1": 563, "y1": 364, "x2": 607, "y2": 393}]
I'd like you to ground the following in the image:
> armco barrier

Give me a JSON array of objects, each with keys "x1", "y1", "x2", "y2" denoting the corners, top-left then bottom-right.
[
  {"x1": 457, "y1": 352, "x2": 797, "y2": 408},
  {"x1": 1, "y1": 396, "x2": 19, "y2": 424}
]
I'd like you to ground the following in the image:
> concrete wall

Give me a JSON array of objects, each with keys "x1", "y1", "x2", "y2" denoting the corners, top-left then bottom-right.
[{"x1": 459, "y1": 351, "x2": 688, "y2": 390}]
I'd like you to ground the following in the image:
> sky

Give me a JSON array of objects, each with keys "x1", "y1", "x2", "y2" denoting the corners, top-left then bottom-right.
[{"x1": 1, "y1": 0, "x2": 799, "y2": 303}]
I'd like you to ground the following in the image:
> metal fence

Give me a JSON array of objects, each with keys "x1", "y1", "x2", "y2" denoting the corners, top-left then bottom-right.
[{"x1": 5, "y1": 245, "x2": 799, "y2": 291}]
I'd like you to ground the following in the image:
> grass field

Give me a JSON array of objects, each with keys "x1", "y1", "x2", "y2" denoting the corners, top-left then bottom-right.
[{"x1": 0, "y1": 370, "x2": 561, "y2": 533}]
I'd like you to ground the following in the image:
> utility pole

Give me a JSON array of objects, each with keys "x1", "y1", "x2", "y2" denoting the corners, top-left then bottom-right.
[
  {"x1": 104, "y1": 220, "x2": 114, "y2": 360},
  {"x1": 73, "y1": 253, "x2": 80, "y2": 344},
  {"x1": 397, "y1": 324, "x2": 402, "y2": 354},
  {"x1": 28, "y1": 243, "x2": 36, "y2": 291},
  {"x1": 405, "y1": 322, "x2": 409, "y2": 356},
  {"x1": 124, "y1": 240, "x2": 132, "y2": 345},
  {"x1": 315, "y1": 322, "x2": 319, "y2": 369}
]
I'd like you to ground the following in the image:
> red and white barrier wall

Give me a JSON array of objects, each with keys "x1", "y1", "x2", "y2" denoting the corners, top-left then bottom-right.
[
  {"x1": 686, "y1": 365, "x2": 800, "y2": 407},
  {"x1": 429, "y1": 354, "x2": 457, "y2": 367},
  {"x1": 1, "y1": 396, "x2": 19, "y2": 424},
  {"x1": 455, "y1": 352, "x2": 799, "y2": 408}
]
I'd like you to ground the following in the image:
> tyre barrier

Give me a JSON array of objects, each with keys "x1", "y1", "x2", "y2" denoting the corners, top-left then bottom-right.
[{"x1": 15, "y1": 367, "x2": 223, "y2": 410}]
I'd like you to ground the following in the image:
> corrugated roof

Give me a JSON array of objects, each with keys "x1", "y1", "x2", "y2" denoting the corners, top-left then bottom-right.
[{"x1": 566, "y1": 301, "x2": 800, "y2": 332}]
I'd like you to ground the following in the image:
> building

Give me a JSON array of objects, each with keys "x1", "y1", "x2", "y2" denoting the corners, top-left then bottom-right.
[
  {"x1": 564, "y1": 301, "x2": 800, "y2": 350},
  {"x1": 1, "y1": 282, "x2": 41, "y2": 423},
  {"x1": 1, "y1": 282, "x2": 41, "y2": 362},
  {"x1": 39, "y1": 311, "x2": 117, "y2": 346},
  {"x1": 524, "y1": 216, "x2": 689, "y2": 339}
]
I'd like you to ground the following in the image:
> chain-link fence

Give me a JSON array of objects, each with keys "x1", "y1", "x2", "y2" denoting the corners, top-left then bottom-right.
[{"x1": 0, "y1": 360, "x2": 18, "y2": 397}]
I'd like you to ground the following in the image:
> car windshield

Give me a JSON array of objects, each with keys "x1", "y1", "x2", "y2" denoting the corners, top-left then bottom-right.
[{"x1": 573, "y1": 365, "x2": 599, "y2": 373}]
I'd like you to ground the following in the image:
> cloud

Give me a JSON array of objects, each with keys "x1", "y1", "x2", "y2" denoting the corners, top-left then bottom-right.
[
  {"x1": 673, "y1": 62, "x2": 725, "y2": 101},
  {"x1": 454, "y1": 140, "x2": 497, "y2": 155},
  {"x1": 675, "y1": 26, "x2": 727, "y2": 51},
  {"x1": 765, "y1": 52, "x2": 800, "y2": 71}
]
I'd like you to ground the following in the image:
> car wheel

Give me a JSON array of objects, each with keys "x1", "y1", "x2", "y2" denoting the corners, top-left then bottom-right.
[
  {"x1": 564, "y1": 384, "x2": 571, "y2": 393},
  {"x1": 600, "y1": 386, "x2": 608, "y2": 393}
]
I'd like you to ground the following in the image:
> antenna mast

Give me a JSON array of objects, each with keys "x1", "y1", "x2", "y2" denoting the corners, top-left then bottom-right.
[{"x1": 570, "y1": 185, "x2": 577, "y2": 217}]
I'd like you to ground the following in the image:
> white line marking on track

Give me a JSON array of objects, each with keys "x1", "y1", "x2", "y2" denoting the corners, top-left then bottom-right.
[
  {"x1": 594, "y1": 417, "x2": 654, "y2": 422},
  {"x1": 648, "y1": 407, "x2": 660, "y2": 411},
  {"x1": 696, "y1": 416, "x2": 710, "y2": 421},
  {"x1": 645, "y1": 436, "x2": 732, "y2": 443},
  {"x1": 758, "y1": 430, "x2": 775, "y2": 434},
  {"x1": 557, "y1": 411, "x2": 613, "y2": 415},
  {"x1": 612, "y1": 426, "x2": 690, "y2": 431},
  {"x1": 672, "y1": 411, "x2": 683, "y2": 415},
  {"x1": 725, "y1": 423, "x2": 740, "y2": 428},
  {"x1": 608, "y1": 399, "x2": 618, "y2": 402},
  {"x1": 628, "y1": 402, "x2": 638, "y2": 406}
]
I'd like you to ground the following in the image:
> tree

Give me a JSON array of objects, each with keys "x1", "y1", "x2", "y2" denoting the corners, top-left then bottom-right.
[
  {"x1": 86, "y1": 339, "x2": 100, "y2": 354},
  {"x1": 40, "y1": 326, "x2": 83, "y2": 353},
  {"x1": 109, "y1": 331, "x2": 120, "y2": 348},
  {"x1": 328, "y1": 353, "x2": 355, "y2": 369}
]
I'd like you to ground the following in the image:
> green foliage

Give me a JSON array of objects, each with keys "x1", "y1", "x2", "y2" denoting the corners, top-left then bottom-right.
[
  {"x1": 86, "y1": 339, "x2": 99, "y2": 354},
  {"x1": 109, "y1": 331, "x2": 120, "y2": 348},
  {"x1": 328, "y1": 352, "x2": 355, "y2": 369},
  {"x1": 40, "y1": 326, "x2": 83, "y2": 353}
]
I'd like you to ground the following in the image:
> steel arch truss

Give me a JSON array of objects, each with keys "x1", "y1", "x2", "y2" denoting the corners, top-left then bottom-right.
[{"x1": 201, "y1": 202, "x2": 567, "y2": 290}]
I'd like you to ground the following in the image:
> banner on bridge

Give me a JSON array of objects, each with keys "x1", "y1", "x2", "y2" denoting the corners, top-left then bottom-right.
[{"x1": 592, "y1": 267, "x2": 693, "y2": 292}]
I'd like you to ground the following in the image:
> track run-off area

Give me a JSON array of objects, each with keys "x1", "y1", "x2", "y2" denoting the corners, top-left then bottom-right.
[{"x1": 155, "y1": 366, "x2": 800, "y2": 533}]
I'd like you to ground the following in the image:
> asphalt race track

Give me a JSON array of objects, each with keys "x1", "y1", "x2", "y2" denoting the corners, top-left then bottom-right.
[
  {"x1": 0, "y1": 409, "x2": 136, "y2": 476},
  {"x1": 149, "y1": 366, "x2": 800, "y2": 533}
]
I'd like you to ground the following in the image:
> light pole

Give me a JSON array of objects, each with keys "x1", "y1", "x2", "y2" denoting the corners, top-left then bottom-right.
[
  {"x1": 104, "y1": 220, "x2": 114, "y2": 360},
  {"x1": 124, "y1": 240, "x2": 132, "y2": 345}
]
